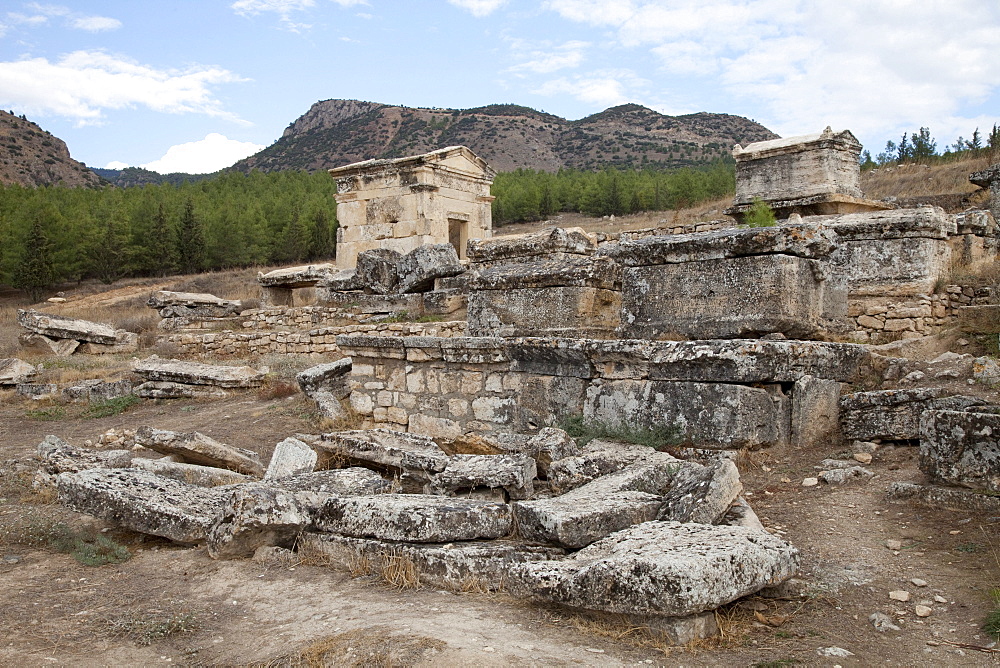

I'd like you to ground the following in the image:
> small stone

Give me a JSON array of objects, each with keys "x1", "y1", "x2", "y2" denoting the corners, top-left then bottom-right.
[
  {"x1": 885, "y1": 539, "x2": 903, "y2": 550},
  {"x1": 911, "y1": 578, "x2": 927, "y2": 587},
  {"x1": 915, "y1": 605, "x2": 932, "y2": 617},
  {"x1": 802, "y1": 477, "x2": 819, "y2": 487},
  {"x1": 853, "y1": 452, "x2": 873, "y2": 464},
  {"x1": 817, "y1": 646, "x2": 854, "y2": 657},
  {"x1": 934, "y1": 595, "x2": 948, "y2": 604},
  {"x1": 2, "y1": 555, "x2": 23, "y2": 565},
  {"x1": 949, "y1": 530, "x2": 961, "y2": 535},
  {"x1": 889, "y1": 590, "x2": 910, "y2": 602},
  {"x1": 902, "y1": 370, "x2": 926, "y2": 383},
  {"x1": 585, "y1": 648, "x2": 605, "y2": 653},
  {"x1": 869, "y1": 612, "x2": 901, "y2": 632},
  {"x1": 483, "y1": 647, "x2": 495, "y2": 653}
]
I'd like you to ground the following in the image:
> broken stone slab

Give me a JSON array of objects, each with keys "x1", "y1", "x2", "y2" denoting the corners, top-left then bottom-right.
[
  {"x1": 18, "y1": 332, "x2": 81, "y2": 356},
  {"x1": 299, "y1": 533, "x2": 564, "y2": 591},
  {"x1": 790, "y1": 375, "x2": 842, "y2": 447},
  {"x1": 355, "y1": 248, "x2": 403, "y2": 295},
  {"x1": 467, "y1": 284, "x2": 622, "y2": 339},
  {"x1": 63, "y1": 379, "x2": 134, "y2": 403},
  {"x1": 822, "y1": 206, "x2": 958, "y2": 241},
  {"x1": 476, "y1": 428, "x2": 581, "y2": 478},
  {"x1": 133, "y1": 357, "x2": 265, "y2": 388},
  {"x1": 468, "y1": 227, "x2": 597, "y2": 265},
  {"x1": 395, "y1": 243, "x2": 465, "y2": 294},
  {"x1": 134, "y1": 426, "x2": 264, "y2": 477},
  {"x1": 56, "y1": 468, "x2": 232, "y2": 543},
  {"x1": 75, "y1": 337, "x2": 140, "y2": 355},
  {"x1": 132, "y1": 458, "x2": 253, "y2": 487},
  {"x1": 547, "y1": 439, "x2": 675, "y2": 494},
  {"x1": 315, "y1": 494, "x2": 512, "y2": 542},
  {"x1": 508, "y1": 521, "x2": 800, "y2": 617},
  {"x1": 427, "y1": 454, "x2": 537, "y2": 500},
  {"x1": 468, "y1": 255, "x2": 621, "y2": 292},
  {"x1": 134, "y1": 381, "x2": 228, "y2": 399},
  {"x1": 318, "y1": 268, "x2": 362, "y2": 292},
  {"x1": 515, "y1": 460, "x2": 684, "y2": 548},
  {"x1": 36, "y1": 435, "x2": 135, "y2": 477},
  {"x1": 658, "y1": 459, "x2": 743, "y2": 525},
  {"x1": 886, "y1": 481, "x2": 1000, "y2": 513},
  {"x1": 16, "y1": 383, "x2": 58, "y2": 399},
  {"x1": 264, "y1": 437, "x2": 317, "y2": 480},
  {"x1": 314, "y1": 429, "x2": 449, "y2": 477},
  {"x1": 16, "y1": 309, "x2": 135, "y2": 345},
  {"x1": 840, "y1": 388, "x2": 987, "y2": 441},
  {"x1": 207, "y1": 484, "x2": 312, "y2": 559},
  {"x1": 818, "y1": 466, "x2": 874, "y2": 485},
  {"x1": 147, "y1": 290, "x2": 242, "y2": 318},
  {"x1": 0, "y1": 358, "x2": 36, "y2": 385},
  {"x1": 596, "y1": 223, "x2": 838, "y2": 265},
  {"x1": 257, "y1": 263, "x2": 336, "y2": 288},
  {"x1": 721, "y1": 497, "x2": 765, "y2": 530},
  {"x1": 266, "y1": 468, "x2": 391, "y2": 496},
  {"x1": 919, "y1": 409, "x2": 1000, "y2": 492},
  {"x1": 296, "y1": 358, "x2": 352, "y2": 397}
]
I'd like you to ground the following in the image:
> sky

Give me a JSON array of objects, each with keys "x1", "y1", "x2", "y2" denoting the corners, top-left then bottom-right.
[{"x1": 1, "y1": 0, "x2": 998, "y2": 174}]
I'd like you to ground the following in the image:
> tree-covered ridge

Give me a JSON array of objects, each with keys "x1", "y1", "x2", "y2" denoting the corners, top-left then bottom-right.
[{"x1": 861, "y1": 124, "x2": 1000, "y2": 168}]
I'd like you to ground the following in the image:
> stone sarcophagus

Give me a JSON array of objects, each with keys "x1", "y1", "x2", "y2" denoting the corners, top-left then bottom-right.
[{"x1": 330, "y1": 146, "x2": 495, "y2": 269}]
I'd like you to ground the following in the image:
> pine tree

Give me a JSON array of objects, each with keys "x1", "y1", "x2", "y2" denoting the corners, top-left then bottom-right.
[
  {"x1": 13, "y1": 214, "x2": 55, "y2": 302},
  {"x1": 176, "y1": 199, "x2": 205, "y2": 274}
]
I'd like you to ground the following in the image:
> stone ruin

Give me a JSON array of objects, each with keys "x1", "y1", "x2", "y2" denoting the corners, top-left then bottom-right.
[{"x1": 30, "y1": 137, "x2": 1000, "y2": 644}]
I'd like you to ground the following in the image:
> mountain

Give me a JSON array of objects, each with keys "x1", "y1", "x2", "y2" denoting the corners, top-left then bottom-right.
[
  {"x1": 232, "y1": 100, "x2": 778, "y2": 174},
  {"x1": 91, "y1": 166, "x2": 213, "y2": 188},
  {"x1": 0, "y1": 110, "x2": 104, "y2": 187}
]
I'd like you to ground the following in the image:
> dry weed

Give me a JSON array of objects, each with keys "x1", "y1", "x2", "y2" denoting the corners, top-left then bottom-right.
[
  {"x1": 862, "y1": 154, "x2": 995, "y2": 200},
  {"x1": 347, "y1": 552, "x2": 373, "y2": 577},
  {"x1": 264, "y1": 626, "x2": 445, "y2": 668},
  {"x1": 379, "y1": 553, "x2": 420, "y2": 590}
]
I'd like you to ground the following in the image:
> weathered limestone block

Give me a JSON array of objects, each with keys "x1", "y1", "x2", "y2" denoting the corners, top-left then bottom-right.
[
  {"x1": 18, "y1": 332, "x2": 80, "y2": 356},
  {"x1": 598, "y1": 223, "x2": 838, "y2": 266},
  {"x1": 480, "y1": 427, "x2": 580, "y2": 477},
  {"x1": 318, "y1": 268, "x2": 362, "y2": 292},
  {"x1": 314, "y1": 429, "x2": 448, "y2": 477},
  {"x1": 658, "y1": 459, "x2": 742, "y2": 524},
  {"x1": 135, "y1": 426, "x2": 264, "y2": 476},
  {"x1": 619, "y1": 254, "x2": 831, "y2": 339},
  {"x1": 971, "y1": 164, "x2": 1000, "y2": 219},
  {"x1": 840, "y1": 388, "x2": 986, "y2": 441},
  {"x1": 468, "y1": 226, "x2": 597, "y2": 265},
  {"x1": 509, "y1": 521, "x2": 799, "y2": 617},
  {"x1": 207, "y1": 484, "x2": 311, "y2": 559},
  {"x1": 427, "y1": 454, "x2": 537, "y2": 500},
  {"x1": 919, "y1": 410, "x2": 1000, "y2": 492},
  {"x1": 299, "y1": 534, "x2": 564, "y2": 591},
  {"x1": 258, "y1": 263, "x2": 336, "y2": 288},
  {"x1": 36, "y1": 435, "x2": 134, "y2": 477},
  {"x1": 468, "y1": 285, "x2": 622, "y2": 338},
  {"x1": 134, "y1": 381, "x2": 228, "y2": 399},
  {"x1": 57, "y1": 468, "x2": 231, "y2": 543},
  {"x1": 790, "y1": 375, "x2": 842, "y2": 447},
  {"x1": 63, "y1": 379, "x2": 134, "y2": 403},
  {"x1": 264, "y1": 437, "x2": 317, "y2": 480},
  {"x1": 147, "y1": 290, "x2": 242, "y2": 318},
  {"x1": 396, "y1": 243, "x2": 464, "y2": 293},
  {"x1": 296, "y1": 358, "x2": 352, "y2": 404},
  {"x1": 315, "y1": 494, "x2": 512, "y2": 542},
  {"x1": 133, "y1": 358, "x2": 265, "y2": 388},
  {"x1": 132, "y1": 458, "x2": 252, "y2": 487},
  {"x1": 75, "y1": 337, "x2": 140, "y2": 355},
  {"x1": 355, "y1": 248, "x2": 403, "y2": 295},
  {"x1": 469, "y1": 255, "x2": 621, "y2": 291},
  {"x1": 16, "y1": 382, "x2": 58, "y2": 399},
  {"x1": 547, "y1": 440, "x2": 676, "y2": 493},
  {"x1": 0, "y1": 358, "x2": 36, "y2": 385},
  {"x1": 17, "y1": 309, "x2": 135, "y2": 346},
  {"x1": 584, "y1": 380, "x2": 782, "y2": 450},
  {"x1": 887, "y1": 480, "x2": 1000, "y2": 513},
  {"x1": 266, "y1": 468, "x2": 391, "y2": 496}
]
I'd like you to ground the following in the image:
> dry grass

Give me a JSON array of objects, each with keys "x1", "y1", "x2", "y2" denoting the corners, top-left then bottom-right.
[
  {"x1": 862, "y1": 153, "x2": 996, "y2": 200},
  {"x1": 259, "y1": 626, "x2": 446, "y2": 668},
  {"x1": 378, "y1": 553, "x2": 421, "y2": 590}
]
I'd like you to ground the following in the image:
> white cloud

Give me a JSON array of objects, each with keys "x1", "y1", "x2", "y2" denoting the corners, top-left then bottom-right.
[
  {"x1": 70, "y1": 16, "x2": 122, "y2": 31},
  {"x1": 447, "y1": 0, "x2": 508, "y2": 18},
  {"x1": 0, "y1": 51, "x2": 248, "y2": 125},
  {"x1": 544, "y1": 0, "x2": 1000, "y2": 146},
  {"x1": 104, "y1": 160, "x2": 128, "y2": 169},
  {"x1": 534, "y1": 69, "x2": 649, "y2": 107},
  {"x1": 231, "y1": 0, "x2": 365, "y2": 30},
  {"x1": 142, "y1": 133, "x2": 265, "y2": 174},
  {"x1": 506, "y1": 39, "x2": 589, "y2": 75}
]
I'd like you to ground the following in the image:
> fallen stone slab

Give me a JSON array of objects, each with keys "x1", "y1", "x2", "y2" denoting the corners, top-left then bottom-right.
[
  {"x1": 314, "y1": 429, "x2": 449, "y2": 477},
  {"x1": 63, "y1": 379, "x2": 134, "y2": 403},
  {"x1": 658, "y1": 459, "x2": 743, "y2": 525},
  {"x1": 264, "y1": 437, "x2": 317, "y2": 480},
  {"x1": 16, "y1": 383, "x2": 58, "y2": 399},
  {"x1": 547, "y1": 440, "x2": 673, "y2": 494},
  {"x1": 396, "y1": 243, "x2": 464, "y2": 294},
  {"x1": 147, "y1": 290, "x2": 242, "y2": 318},
  {"x1": 57, "y1": 468, "x2": 232, "y2": 543},
  {"x1": 36, "y1": 435, "x2": 134, "y2": 478},
  {"x1": 817, "y1": 466, "x2": 874, "y2": 485},
  {"x1": 135, "y1": 426, "x2": 264, "y2": 477},
  {"x1": 0, "y1": 358, "x2": 36, "y2": 385},
  {"x1": 257, "y1": 263, "x2": 336, "y2": 288},
  {"x1": 132, "y1": 458, "x2": 253, "y2": 487},
  {"x1": 886, "y1": 481, "x2": 1000, "y2": 513},
  {"x1": 207, "y1": 484, "x2": 311, "y2": 559},
  {"x1": 468, "y1": 227, "x2": 597, "y2": 265},
  {"x1": 315, "y1": 494, "x2": 512, "y2": 542},
  {"x1": 318, "y1": 268, "x2": 362, "y2": 292},
  {"x1": 266, "y1": 468, "x2": 391, "y2": 496},
  {"x1": 133, "y1": 358, "x2": 265, "y2": 388},
  {"x1": 468, "y1": 255, "x2": 621, "y2": 292},
  {"x1": 18, "y1": 332, "x2": 80, "y2": 356},
  {"x1": 509, "y1": 521, "x2": 799, "y2": 617},
  {"x1": 840, "y1": 388, "x2": 987, "y2": 441},
  {"x1": 919, "y1": 410, "x2": 1000, "y2": 492},
  {"x1": 721, "y1": 497, "x2": 765, "y2": 530},
  {"x1": 134, "y1": 381, "x2": 228, "y2": 399},
  {"x1": 355, "y1": 248, "x2": 403, "y2": 295},
  {"x1": 427, "y1": 454, "x2": 537, "y2": 500},
  {"x1": 296, "y1": 358, "x2": 352, "y2": 420},
  {"x1": 299, "y1": 533, "x2": 565, "y2": 591},
  {"x1": 17, "y1": 309, "x2": 135, "y2": 346}
]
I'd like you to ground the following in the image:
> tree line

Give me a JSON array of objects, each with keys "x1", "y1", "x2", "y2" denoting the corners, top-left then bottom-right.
[{"x1": 861, "y1": 123, "x2": 1000, "y2": 168}]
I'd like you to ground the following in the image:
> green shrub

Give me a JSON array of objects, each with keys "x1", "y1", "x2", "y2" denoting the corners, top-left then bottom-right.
[
  {"x1": 82, "y1": 394, "x2": 141, "y2": 419},
  {"x1": 558, "y1": 414, "x2": 683, "y2": 450},
  {"x1": 743, "y1": 197, "x2": 776, "y2": 227},
  {"x1": 25, "y1": 406, "x2": 65, "y2": 421},
  {"x1": 984, "y1": 588, "x2": 1000, "y2": 641}
]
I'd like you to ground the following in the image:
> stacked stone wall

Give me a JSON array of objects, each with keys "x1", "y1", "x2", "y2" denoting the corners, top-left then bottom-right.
[{"x1": 848, "y1": 286, "x2": 992, "y2": 342}]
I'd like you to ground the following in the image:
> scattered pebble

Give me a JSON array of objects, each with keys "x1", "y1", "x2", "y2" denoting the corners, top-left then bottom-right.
[
  {"x1": 483, "y1": 647, "x2": 495, "y2": 653},
  {"x1": 934, "y1": 595, "x2": 948, "y2": 604},
  {"x1": 853, "y1": 452, "x2": 873, "y2": 464},
  {"x1": 915, "y1": 605, "x2": 933, "y2": 617},
  {"x1": 870, "y1": 612, "x2": 901, "y2": 632},
  {"x1": 885, "y1": 539, "x2": 903, "y2": 550},
  {"x1": 911, "y1": 578, "x2": 927, "y2": 587},
  {"x1": 817, "y1": 646, "x2": 854, "y2": 657},
  {"x1": 2, "y1": 555, "x2": 23, "y2": 565},
  {"x1": 949, "y1": 530, "x2": 962, "y2": 535},
  {"x1": 585, "y1": 648, "x2": 605, "y2": 653},
  {"x1": 802, "y1": 477, "x2": 819, "y2": 487},
  {"x1": 889, "y1": 590, "x2": 910, "y2": 602}
]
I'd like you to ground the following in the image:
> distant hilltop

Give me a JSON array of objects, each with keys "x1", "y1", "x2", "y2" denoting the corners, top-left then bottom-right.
[
  {"x1": 232, "y1": 99, "x2": 778, "y2": 174},
  {"x1": 0, "y1": 110, "x2": 103, "y2": 188}
]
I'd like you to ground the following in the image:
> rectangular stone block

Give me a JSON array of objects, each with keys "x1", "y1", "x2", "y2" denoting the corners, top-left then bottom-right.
[
  {"x1": 919, "y1": 409, "x2": 1000, "y2": 492},
  {"x1": 468, "y1": 286, "x2": 621, "y2": 338}
]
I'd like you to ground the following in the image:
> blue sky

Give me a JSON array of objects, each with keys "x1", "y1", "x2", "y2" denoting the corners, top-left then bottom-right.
[{"x1": 1, "y1": 0, "x2": 998, "y2": 173}]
